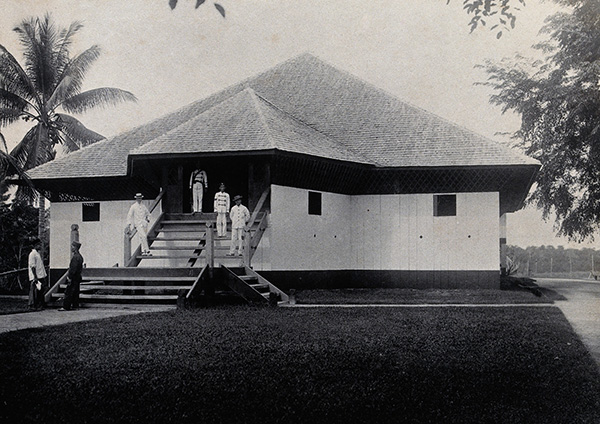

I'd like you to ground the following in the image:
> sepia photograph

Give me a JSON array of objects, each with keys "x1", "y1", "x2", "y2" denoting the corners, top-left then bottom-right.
[{"x1": 1, "y1": 0, "x2": 600, "y2": 422}]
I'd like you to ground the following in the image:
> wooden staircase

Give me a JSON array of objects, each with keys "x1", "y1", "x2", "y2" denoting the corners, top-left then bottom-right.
[
  {"x1": 47, "y1": 188, "x2": 287, "y2": 306},
  {"x1": 128, "y1": 212, "x2": 267, "y2": 268},
  {"x1": 47, "y1": 267, "x2": 202, "y2": 305},
  {"x1": 221, "y1": 266, "x2": 289, "y2": 305}
]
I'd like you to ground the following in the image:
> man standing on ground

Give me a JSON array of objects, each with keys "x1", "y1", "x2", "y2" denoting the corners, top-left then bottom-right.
[
  {"x1": 214, "y1": 183, "x2": 230, "y2": 238},
  {"x1": 28, "y1": 238, "x2": 46, "y2": 311},
  {"x1": 60, "y1": 241, "x2": 84, "y2": 311},
  {"x1": 227, "y1": 195, "x2": 250, "y2": 256},
  {"x1": 127, "y1": 193, "x2": 152, "y2": 256}
]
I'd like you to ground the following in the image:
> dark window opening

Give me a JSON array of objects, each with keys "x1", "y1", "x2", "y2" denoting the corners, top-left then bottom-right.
[
  {"x1": 308, "y1": 191, "x2": 322, "y2": 216},
  {"x1": 82, "y1": 203, "x2": 100, "y2": 222},
  {"x1": 434, "y1": 194, "x2": 456, "y2": 217}
]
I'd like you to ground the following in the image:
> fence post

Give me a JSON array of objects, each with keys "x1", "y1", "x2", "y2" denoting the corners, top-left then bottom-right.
[{"x1": 70, "y1": 224, "x2": 79, "y2": 259}]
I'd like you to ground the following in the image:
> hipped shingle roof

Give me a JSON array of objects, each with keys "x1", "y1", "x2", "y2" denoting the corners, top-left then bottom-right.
[{"x1": 27, "y1": 53, "x2": 538, "y2": 180}]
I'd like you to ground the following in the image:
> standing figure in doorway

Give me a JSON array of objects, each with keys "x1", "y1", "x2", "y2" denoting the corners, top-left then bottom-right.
[
  {"x1": 127, "y1": 193, "x2": 152, "y2": 256},
  {"x1": 60, "y1": 241, "x2": 84, "y2": 311},
  {"x1": 214, "y1": 183, "x2": 230, "y2": 238},
  {"x1": 227, "y1": 195, "x2": 250, "y2": 256},
  {"x1": 27, "y1": 238, "x2": 47, "y2": 311},
  {"x1": 189, "y1": 167, "x2": 208, "y2": 214}
]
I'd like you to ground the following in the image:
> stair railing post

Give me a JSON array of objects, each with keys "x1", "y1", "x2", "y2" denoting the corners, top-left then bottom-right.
[
  {"x1": 70, "y1": 224, "x2": 79, "y2": 259},
  {"x1": 124, "y1": 226, "x2": 132, "y2": 266},
  {"x1": 243, "y1": 227, "x2": 251, "y2": 267},
  {"x1": 206, "y1": 222, "x2": 214, "y2": 271}
]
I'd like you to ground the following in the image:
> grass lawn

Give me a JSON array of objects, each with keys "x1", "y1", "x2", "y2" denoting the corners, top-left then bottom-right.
[
  {"x1": 1, "y1": 306, "x2": 599, "y2": 423},
  {"x1": 0, "y1": 296, "x2": 30, "y2": 315},
  {"x1": 295, "y1": 287, "x2": 562, "y2": 304}
]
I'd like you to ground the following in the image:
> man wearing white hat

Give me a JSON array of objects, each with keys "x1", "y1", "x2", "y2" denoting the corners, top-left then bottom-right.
[
  {"x1": 127, "y1": 193, "x2": 152, "y2": 256},
  {"x1": 227, "y1": 195, "x2": 250, "y2": 256}
]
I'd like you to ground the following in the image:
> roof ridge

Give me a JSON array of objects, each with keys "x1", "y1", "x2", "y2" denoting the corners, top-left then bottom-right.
[
  {"x1": 308, "y1": 55, "x2": 538, "y2": 165},
  {"x1": 252, "y1": 90, "x2": 378, "y2": 166},
  {"x1": 245, "y1": 88, "x2": 278, "y2": 150}
]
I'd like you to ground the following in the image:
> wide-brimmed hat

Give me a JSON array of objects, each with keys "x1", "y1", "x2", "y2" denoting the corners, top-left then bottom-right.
[
  {"x1": 72, "y1": 241, "x2": 82, "y2": 249},
  {"x1": 233, "y1": 195, "x2": 242, "y2": 202},
  {"x1": 134, "y1": 193, "x2": 144, "y2": 199}
]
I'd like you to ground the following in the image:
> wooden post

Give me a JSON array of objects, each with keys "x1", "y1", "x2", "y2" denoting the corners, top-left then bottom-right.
[
  {"x1": 124, "y1": 226, "x2": 131, "y2": 266},
  {"x1": 206, "y1": 222, "x2": 214, "y2": 270},
  {"x1": 70, "y1": 224, "x2": 79, "y2": 259},
  {"x1": 243, "y1": 228, "x2": 251, "y2": 267}
]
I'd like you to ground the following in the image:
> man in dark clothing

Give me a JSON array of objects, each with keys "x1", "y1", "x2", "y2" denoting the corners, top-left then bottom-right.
[{"x1": 60, "y1": 241, "x2": 84, "y2": 311}]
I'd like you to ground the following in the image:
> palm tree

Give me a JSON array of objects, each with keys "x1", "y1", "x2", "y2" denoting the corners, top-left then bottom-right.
[{"x1": 0, "y1": 14, "x2": 137, "y2": 250}]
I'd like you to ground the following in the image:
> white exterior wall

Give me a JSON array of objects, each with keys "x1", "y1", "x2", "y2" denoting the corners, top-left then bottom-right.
[
  {"x1": 268, "y1": 185, "x2": 499, "y2": 271},
  {"x1": 49, "y1": 199, "x2": 158, "y2": 269},
  {"x1": 267, "y1": 185, "x2": 353, "y2": 270}
]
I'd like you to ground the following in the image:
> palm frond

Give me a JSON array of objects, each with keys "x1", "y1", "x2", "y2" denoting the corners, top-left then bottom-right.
[
  {"x1": 10, "y1": 124, "x2": 54, "y2": 172},
  {"x1": 14, "y1": 15, "x2": 61, "y2": 100},
  {"x1": 0, "y1": 44, "x2": 38, "y2": 102},
  {"x1": 0, "y1": 87, "x2": 30, "y2": 110},
  {"x1": 0, "y1": 131, "x2": 8, "y2": 153},
  {"x1": 60, "y1": 87, "x2": 137, "y2": 114},
  {"x1": 49, "y1": 45, "x2": 101, "y2": 108},
  {"x1": 55, "y1": 113, "x2": 104, "y2": 149},
  {"x1": 0, "y1": 149, "x2": 36, "y2": 203},
  {"x1": 0, "y1": 107, "x2": 25, "y2": 127},
  {"x1": 54, "y1": 20, "x2": 84, "y2": 77}
]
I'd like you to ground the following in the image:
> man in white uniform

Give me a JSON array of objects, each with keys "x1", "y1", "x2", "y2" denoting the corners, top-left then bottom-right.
[
  {"x1": 127, "y1": 193, "x2": 152, "y2": 256},
  {"x1": 28, "y1": 238, "x2": 47, "y2": 310},
  {"x1": 189, "y1": 168, "x2": 208, "y2": 214},
  {"x1": 227, "y1": 195, "x2": 250, "y2": 256},
  {"x1": 214, "y1": 183, "x2": 230, "y2": 238}
]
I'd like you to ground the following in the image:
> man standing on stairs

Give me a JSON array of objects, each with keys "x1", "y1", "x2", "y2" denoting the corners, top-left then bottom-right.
[
  {"x1": 127, "y1": 193, "x2": 152, "y2": 256},
  {"x1": 227, "y1": 195, "x2": 250, "y2": 256},
  {"x1": 60, "y1": 241, "x2": 84, "y2": 311},
  {"x1": 189, "y1": 167, "x2": 208, "y2": 214},
  {"x1": 214, "y1": 183, "x2": 230, "y2": 238}
]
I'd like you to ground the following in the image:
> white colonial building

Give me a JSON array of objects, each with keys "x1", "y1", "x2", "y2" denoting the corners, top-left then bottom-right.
[{"x1": 26, "y1": 54, "x2": 539, "y2": 295}]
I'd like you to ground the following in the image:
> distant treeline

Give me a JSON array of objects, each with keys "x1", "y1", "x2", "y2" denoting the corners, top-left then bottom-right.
[{"x1": 506, "y1": 245, "x2": 600, "y2": 276}]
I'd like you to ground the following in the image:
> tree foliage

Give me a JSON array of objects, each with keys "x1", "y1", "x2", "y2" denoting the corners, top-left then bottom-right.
[
  {"x1": 506, "y1": 244, "x2": 600, "y2": 275},
  {"x1": 169, "y1": 0, "x2": 226, "y2": 17},
  {"x1": 0, "y1": 14, "x2": 137, "y2": 200},
  {"x1": 479, "y1": 0, "x2": 600, "y2": 241},
  {"x1": 460, "y1": 0, "x2": 526, "y2": 38},
  {"x1": 0, "y1": 182, "x2": 42, "y2": 293}
]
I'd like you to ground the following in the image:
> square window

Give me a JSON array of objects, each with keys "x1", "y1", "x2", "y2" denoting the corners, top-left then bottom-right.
[
  {"x1": 433, "y1": 195, "x2": 456, "y2": 217},
  {"x1": 308, "y1": 191, "x2": 322, "y2": 215},
  {"x1": 82, "y1": 203, "x2": 100, "y2": 222}
]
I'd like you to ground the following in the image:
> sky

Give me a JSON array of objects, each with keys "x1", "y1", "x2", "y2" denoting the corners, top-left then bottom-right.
[{"x1": 0, "y1": 0, "x2": 592, "y2": 249}]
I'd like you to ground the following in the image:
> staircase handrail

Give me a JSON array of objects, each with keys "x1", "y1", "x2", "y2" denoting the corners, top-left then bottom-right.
[
  {"x1": 44, "y1": 269, "x2": 69, "y2": 304},
  {"x1": 248, "y1": 186, "x2": 270, "y2": 227},
  {"x1": 244, "y1": 187, "x2": 270, "y2": 266},
  {"x1": 124, "y1": 189, "x2": 165, "y2": 266},
  {"x1": 244, "y1": 266, "x2": 289, "y2": 302},
  {"x1": 186, "y1": 264, "x2": 209, "y2": 299},
  {"x1": 125, "y1": 212, "x2": 164, "y2": 267}
]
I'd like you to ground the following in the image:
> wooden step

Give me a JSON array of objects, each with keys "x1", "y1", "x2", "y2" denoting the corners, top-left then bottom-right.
[
  {"x1": 158, "y1": 228, "x2": 208, "y2": 233},
  {"x1": 82, "y1": 276, "x2": 197, "y2": 282},
  {"x1": 149, "y1": 245, "x2": 205, "y2": 250},
  {"x1": 60, "y1": 284, "x2": 192, "y2": 291},
  {"x1": 79, "y1": 294, "x2": 179, "y2": 301},
  {"x1": 161, "y1": 220, "x2": 211, "y2": 225},
  {"x1": 153, "y1": 236, "x2": 208, "y2": 241}
]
